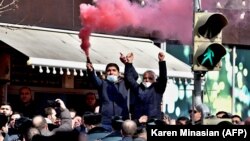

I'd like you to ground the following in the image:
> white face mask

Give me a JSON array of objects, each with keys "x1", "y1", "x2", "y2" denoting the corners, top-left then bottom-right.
[
  {"x1": 143, "y1": 82, "x2": 152, "y2": 88},
  {"x1": 107, "y1": 75, "x2": 118, "y2": 83}
]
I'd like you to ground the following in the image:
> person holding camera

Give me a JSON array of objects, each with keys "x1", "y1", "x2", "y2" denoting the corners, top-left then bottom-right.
[
  {"x1": 44, "y1": 107, "x2": 57, "y2": 125},
  {"x1": 0, "y1": 113, "x2": 9, "y2": 141},
  {"x1": 32, "y1": 99, "x2": 72, "y2": 136},
  {"x1": 0, "y1": 103, "x2": 20, "y2": 141}
]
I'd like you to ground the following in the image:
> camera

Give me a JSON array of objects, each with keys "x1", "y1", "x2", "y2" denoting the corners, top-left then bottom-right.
[
  {"x1": 14, "y1": 117, "x2": 33, "y2": 134},
  {"x1": 47, "y1": 100, "x2": 60, "y2": 107},
  {"x1": 0, "y1": 113, "x2": 8, "y2": 127}
]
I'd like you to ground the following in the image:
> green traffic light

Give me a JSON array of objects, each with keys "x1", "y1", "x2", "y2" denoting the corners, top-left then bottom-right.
[
  {"x1": 197, "y1": 43, "x2": 226, "y2": 70},
  {"x1": 193, "y1": 12, "x2": 228, "y2": 72},
  {"x1": 200, "y1": 48, "x2": 214, "y2": 66}
]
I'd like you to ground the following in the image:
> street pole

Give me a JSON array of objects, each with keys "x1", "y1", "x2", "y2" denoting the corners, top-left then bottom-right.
[
  {"x1": 193, "y1": 72, "x2": 203, "y2": 106},
  {"x1": 192, "y1": 0, "x2": 206, "y2": 125},
  {"x1": 194, "y1": 0, "x2": 202, "y2": 11}
]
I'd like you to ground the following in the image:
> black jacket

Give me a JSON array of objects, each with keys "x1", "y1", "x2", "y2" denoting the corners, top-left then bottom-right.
[
  {"x1": 88, "y1": 70, "x2": 137, "y2": 125},
  {"x1": 125, "y1": 61, "x2": 167, "y2": 120},
  {"x1": 99, "y1": 130, "x2": 122, "y2": 141},
  {"x1": 87, "y1": 126, "x2": 110, "y2": 141},
  {"x1": 14, "y1": 101, "x2": 38, "y2": 119}
]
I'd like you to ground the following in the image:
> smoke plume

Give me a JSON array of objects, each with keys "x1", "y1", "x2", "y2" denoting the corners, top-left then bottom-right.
[{"x1": 79, "y1": 0, "x2": 193, "y2": 56}]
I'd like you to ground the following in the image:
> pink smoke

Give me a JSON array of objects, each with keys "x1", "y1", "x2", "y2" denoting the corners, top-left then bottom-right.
[
  {"x1": 79, "y1": 28, "x2": 91, "y2": 56},
  {"x1": 79, "y1": 0, "x2": 193, "y2": 56}
]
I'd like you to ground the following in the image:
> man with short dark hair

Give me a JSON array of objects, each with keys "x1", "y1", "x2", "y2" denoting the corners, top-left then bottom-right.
[
  {"x1": 14, "y1": 86, "x2": 38, "y2": 118},
  {"x1": 86, "y1": 58, "x2": 138, "y2": 131},
  {"x1": 81, "y1": 92, "x2": 99, "y2": 114},
  {"x1": 216, "y1": 111, "x2": 230, "y2": 118},
  {"x1": 83, "y1": 112, "x2": 110, "y2": 141},
  {"x1": 0, "y1": 103, "x2": 13, "y2": 117},
  {"x1": 231, "y1": 115, "x2": 242, "y2": 125},
  {"x1": 32, "y1": 99, "x2": 72, "y2": 136},
  {"x1": 44, "y1": 107, "x2": 57, "y2": 124}
]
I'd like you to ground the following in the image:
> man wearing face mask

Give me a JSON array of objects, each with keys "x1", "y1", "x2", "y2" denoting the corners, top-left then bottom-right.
[
  {"x1": 124, "y1": 52, "x2": 167, "y2": 122},
  {"x1": 86, "y1": 58, "x2": 138, "y2": 132}
]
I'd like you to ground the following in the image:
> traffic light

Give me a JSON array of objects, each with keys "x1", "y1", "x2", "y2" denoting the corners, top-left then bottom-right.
[{"x1": 192, "y1": 12, "x2": 228, "y2": 71}]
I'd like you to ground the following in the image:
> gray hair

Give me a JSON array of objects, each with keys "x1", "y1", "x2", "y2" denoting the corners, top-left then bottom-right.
[{"x1": 143, "y1": 70, "x2": 157, "y2": 81}]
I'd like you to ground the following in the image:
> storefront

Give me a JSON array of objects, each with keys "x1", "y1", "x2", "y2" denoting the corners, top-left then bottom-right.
[{"x1": 0, "y1": 23, "x2": 193, "y2": 115}]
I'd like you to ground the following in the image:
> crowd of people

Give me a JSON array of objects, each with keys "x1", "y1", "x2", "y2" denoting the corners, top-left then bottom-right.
[{"x1": 0, "y1": 52, "x2": 250, "y2": 141}]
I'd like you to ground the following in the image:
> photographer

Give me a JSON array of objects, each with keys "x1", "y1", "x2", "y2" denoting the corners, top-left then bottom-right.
[
  {"x1": 12, "y1": 117, "x2": 33, "y2": 141},
  {"x1": 32, "y1": 99, "x2": 72, "y2": 136},
  {"x1": 43, "y1": 106, "x2": 60, "y2": 131}
]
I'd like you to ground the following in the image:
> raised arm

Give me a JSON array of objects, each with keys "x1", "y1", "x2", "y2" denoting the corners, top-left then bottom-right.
[
  {"x1": 124, "y1": 53, "x2": 140, "y2": 89},
  {"x1": 155, "y1": 52, "x2": 168, "y2": 94},
  {"x1": 120, "y1": 52, "x2": 138, "y2": 80},
  {"x1": 86, "y1": 58, "x2": 103, "y2": 87},
  {"x1": 52, "y1": 99, "x2": 72, "y2": 133}
]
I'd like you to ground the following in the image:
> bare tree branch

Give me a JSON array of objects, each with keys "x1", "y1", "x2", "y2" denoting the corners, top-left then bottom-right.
[
  {"x1": 0, "y1": 0, "x2": 5, "y2": 6},
  {"x1": 0, "y1": 0, "x2": 18, "y2": 15}
]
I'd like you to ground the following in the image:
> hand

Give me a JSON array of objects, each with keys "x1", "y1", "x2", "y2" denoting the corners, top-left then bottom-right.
[
  {"x1": 55, "y1": 99, "x2": 67, "y2": 110},
  {"x1": 1, "y1": 123, "x2": 8, "y2": 134},
  {"x1": 139, "y1": 115, "x2": 148, "y2": 123},
  {"x1": 86, "y1": 63, "x2": 94, "y2": 72},
  {"x1": 87, "y1": 56, "x2": 92, "y2": 64},
  {"x1": 169, "y1": 119, "x2": 176, "y2": 125},
  {"x1": 73, "y1": 116, "x2": 82, "y2": 128},
  {"x1": 120, "y1": 52, "x2": 127, "y2": 64},
  {"x1": 126, "y1": 52, "x2": 134, "y2": 63},
  {"x1": 94, "y1": 106, "x2": 100, "y2": 113},
  {"x1": 158, "y1": 52, "x2": 165, "y2": 61}
]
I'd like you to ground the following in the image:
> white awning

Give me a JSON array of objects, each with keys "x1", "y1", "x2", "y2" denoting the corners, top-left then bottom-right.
[{"x1": 0, "y1": 23, "x2": 193, "y2": 78}]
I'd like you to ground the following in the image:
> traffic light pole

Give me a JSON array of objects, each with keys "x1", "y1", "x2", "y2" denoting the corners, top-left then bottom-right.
[
  {"x1": 192, "y1": 0, "x2": 206, "y2": 125},
  {"x1": 193, "y1": 72, "x2": 203, "y2": 107},
  {"x1": 193, "y1": 0, "x2": 203, "y2": 106},
  {"x1": 194, "y1": 0, "x2": 202, "y2": 11},
  {"x1": 192, "y1": 72, "x2": 206, "y2": 124},
  {"x1": 192, "y1": 0, "x2": 228, "y2": 125}
]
